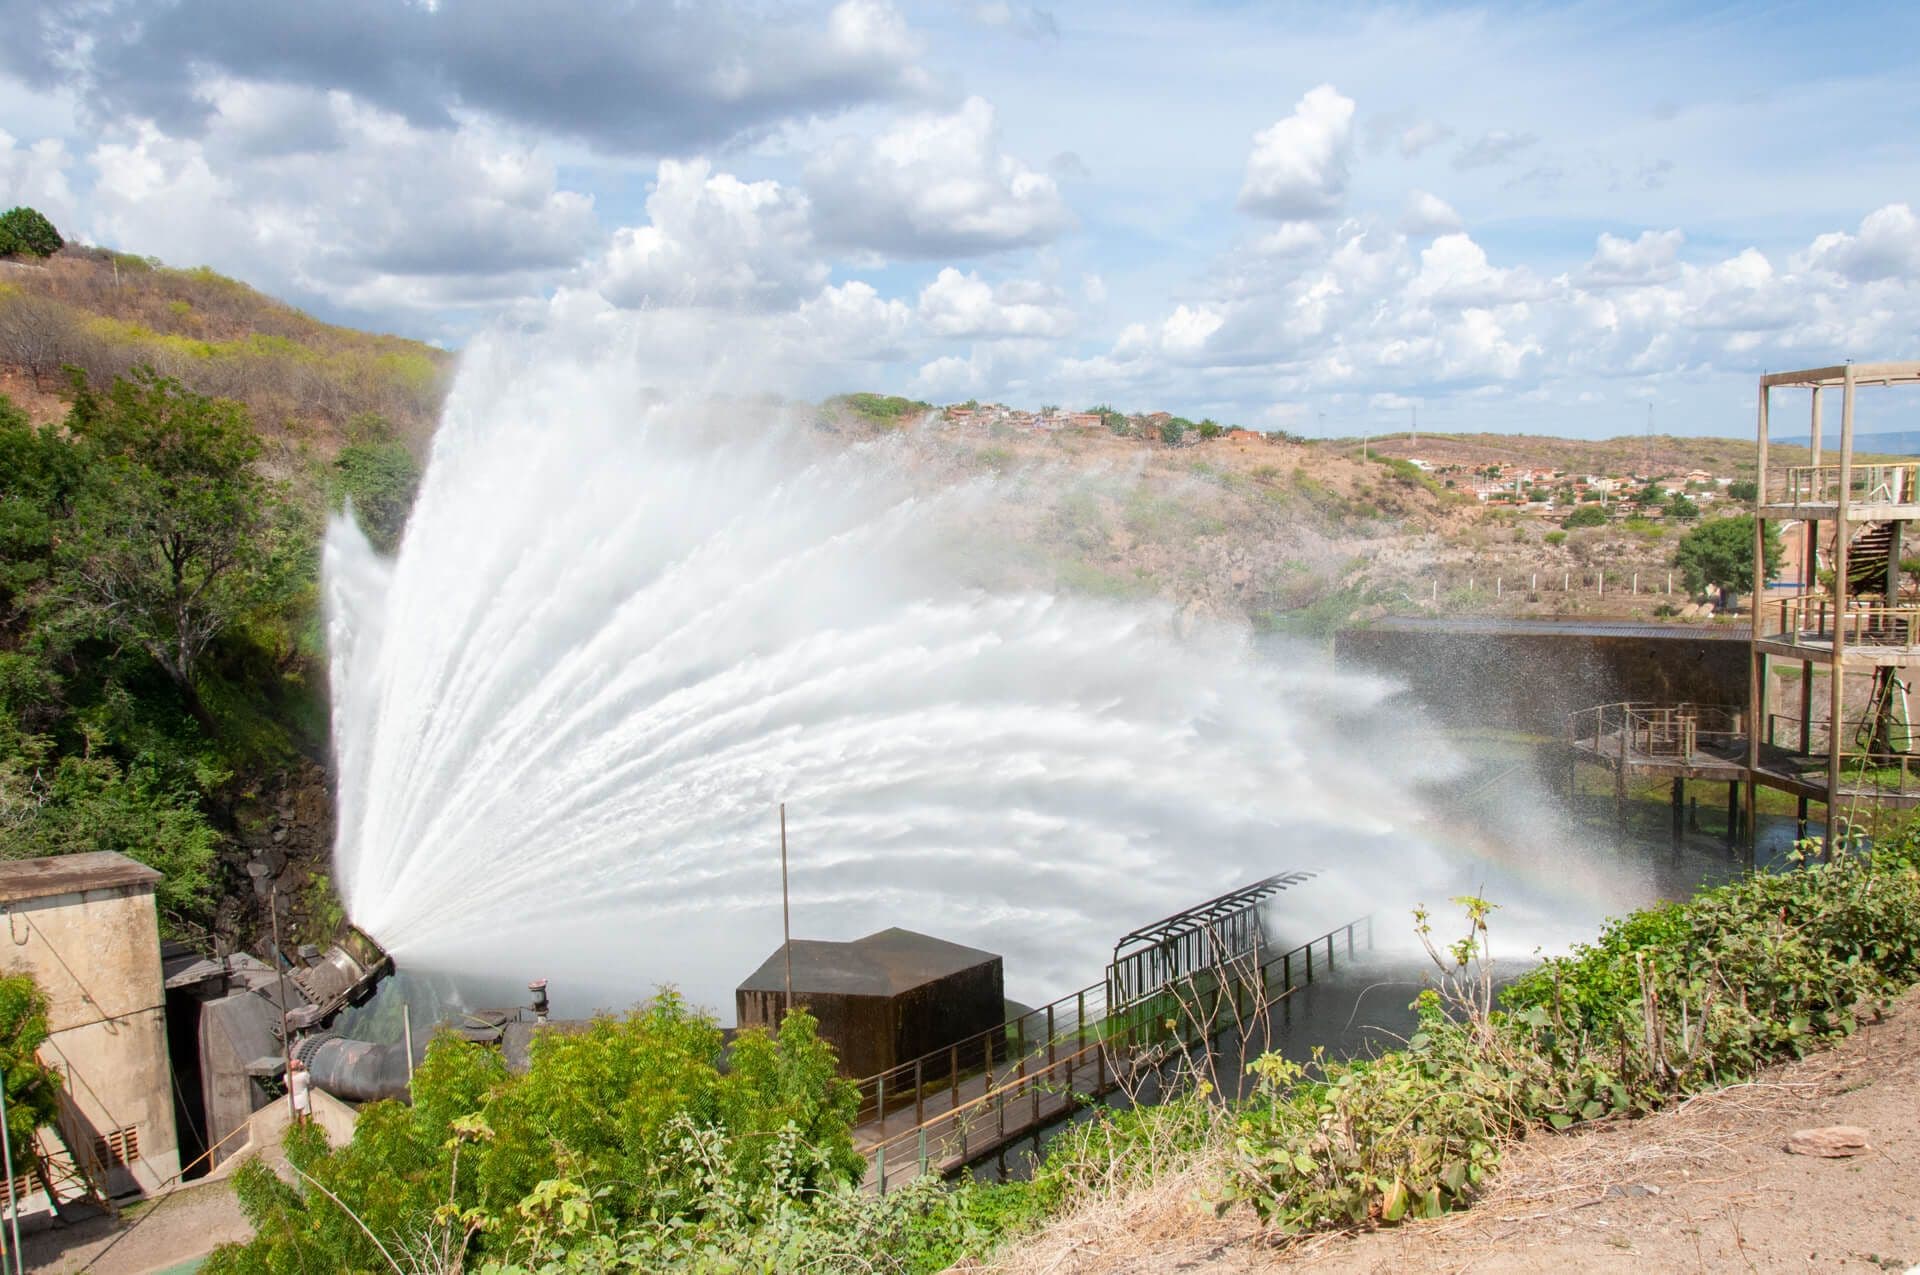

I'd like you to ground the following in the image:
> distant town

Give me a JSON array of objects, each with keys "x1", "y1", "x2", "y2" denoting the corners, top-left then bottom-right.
[{"x1": 932, "y1": 400, "x2": 1740, "y2": 521}]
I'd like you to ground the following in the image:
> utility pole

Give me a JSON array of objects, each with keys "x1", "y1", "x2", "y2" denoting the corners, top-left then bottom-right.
[
  {"x1": 1410, "y1": 405, "x2": 1418, "y2": 447},
  {"x1": 779, "y1": 803, "x2": 793, "y2": 1020}
]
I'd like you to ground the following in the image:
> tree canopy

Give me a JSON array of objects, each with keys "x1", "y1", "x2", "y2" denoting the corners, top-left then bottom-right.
[
  {"x1": 1673, "y1": 514, "x2": 1782, "y2": 603},
  {"x1": 0, "y1": 207, "x2": 62, "y2": 258}
]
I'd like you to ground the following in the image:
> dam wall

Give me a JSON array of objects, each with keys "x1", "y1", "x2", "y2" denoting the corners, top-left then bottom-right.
[{"x1": 1334, "y1": 618, "x2": 1751, "y2": 734}]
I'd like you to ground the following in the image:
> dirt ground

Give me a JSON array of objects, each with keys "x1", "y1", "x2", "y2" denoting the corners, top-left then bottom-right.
[
  {"x1": 20, "y1": 1177, "x2": 250, "y2": 1274},
  {"x1": 1002, "y1": 984, "x2": 1920, "y2": 1274}
]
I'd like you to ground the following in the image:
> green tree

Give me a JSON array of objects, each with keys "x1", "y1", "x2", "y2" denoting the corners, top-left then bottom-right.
[
  {"x1": 57, "y1": 368, "x2": 303, "y2": 733},
  {"x1": 1563, "y1": 504, "x2": 1607, "y2": 529},
  {"x1": 1726, "y1": 478, "x2": 1758, "y2": 502},
  {"x1": 1665, "y1": 491, "x2": 1700, "y2": 521},
  {"x1": 0, "y1": 208, "x2": 62, "y2": 259},
  {"x1": 1158, "y1": 416, "x2": 1189, "y2": 446},
  {"x1": 333, "y1": 414, "x2": 422, "y2": 554},
  {"x1": 1196, "y1": 418, "x2": 1223, "y2": 440},
  {"x1": 1674, "y1": 514, "x2": 1782, "y2": 609}
]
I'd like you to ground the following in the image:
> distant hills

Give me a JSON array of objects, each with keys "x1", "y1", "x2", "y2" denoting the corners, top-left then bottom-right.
[{"x1": 1774, "y1": 431, "x2": 1920, "y2": 456}]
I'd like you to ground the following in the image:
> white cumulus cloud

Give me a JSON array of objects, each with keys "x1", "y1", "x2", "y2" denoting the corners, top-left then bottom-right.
[
  {"x1": 595, "y1": 159, "x2": 823, "y2": 311},
  {"x1": 806, "y1": 96, "x2": 1072, "y2": 257},
  {"x1": 1238, "y1": 85, "x2": 1356, "y2": 220}
]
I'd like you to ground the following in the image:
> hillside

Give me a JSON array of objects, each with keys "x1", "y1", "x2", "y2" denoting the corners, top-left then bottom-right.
[{"x1": 0, "y1": 246, "x2": 451, "y2": 462}]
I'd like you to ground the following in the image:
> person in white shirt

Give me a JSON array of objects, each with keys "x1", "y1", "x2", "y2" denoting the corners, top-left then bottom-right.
[{"x1": 288, "y1": 1058, "x2": 312, "y2": 1122}]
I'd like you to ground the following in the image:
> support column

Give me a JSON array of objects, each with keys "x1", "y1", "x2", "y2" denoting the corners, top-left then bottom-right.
[
  {"x1": 1829, "y1": 366, "x2": 1857, "y2": 854},
  {"x1": 1725, "y1": 781, "x2": 1741, "y2": 851},
  {"x1": 1670, "y1": 777, "x2": 1684, "y2": 853}
]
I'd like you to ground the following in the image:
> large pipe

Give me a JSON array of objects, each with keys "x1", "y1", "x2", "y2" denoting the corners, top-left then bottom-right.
[{"x1": 297, "y1": 1032, "x2": 415, "y2": 1104}]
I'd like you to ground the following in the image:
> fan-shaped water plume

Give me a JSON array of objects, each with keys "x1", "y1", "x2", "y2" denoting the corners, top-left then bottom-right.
[{"x1": 327, "y1": 335, "x2": 1593, "y2": 1014}]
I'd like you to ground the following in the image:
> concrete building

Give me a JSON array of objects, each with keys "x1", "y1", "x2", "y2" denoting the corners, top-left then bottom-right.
[{"x1": 0, "y1": 853, "x2": 181, "y2": 1196}]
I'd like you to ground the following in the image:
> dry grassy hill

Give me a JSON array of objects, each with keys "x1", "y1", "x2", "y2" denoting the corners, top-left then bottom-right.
[{"x1": 0, "y1": 246, "x2": 451, "y2": 462}]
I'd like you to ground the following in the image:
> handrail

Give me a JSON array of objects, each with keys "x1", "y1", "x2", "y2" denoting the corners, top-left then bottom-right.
[
  {"x1": 1760, "y1": 594, "x2": 1920, "y2": 648},
  {"x1": 1566, "y1": 702, "x2": 1741, "y2": 760},
  {"x1": 856, "y1": 915, "x2": 1373, "y2": 1193},
  {"x1": 1765, "y1": 462, "x2": 1920, "y2": 506}
]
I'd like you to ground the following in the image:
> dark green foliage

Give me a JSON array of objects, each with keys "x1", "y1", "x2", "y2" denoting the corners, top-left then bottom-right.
[
  {"x1": 1665, "y1": 491, "x2": 1700, "y2": 520},
  {"x1": 332, "y1": 415, "x2": 421, "y2": 553},
  {"x1": 1158, "y1": 416, "x2": 1190, "y2": 445},
  {"x1": 1196, "y1": 419, "x2": 1222, "y2": 440},
  {"x1": 1726, "y1": 478, "x2": 1758, "y2": 502},
  {"x1": 1562, "y1": 503, "x2": 1607, "y2": 528},
  {"x1": 0, "y1": 373, "x2": 319, "y2": 940},
  {"x1": 1673, "y1": 513, "x2": 1781, "y2": 602},
  {"x1": 58, "y1": 367, "x2": 310, "y2": 730},
  {"x1": 0, "y1": 208, "x2": 62, "y2": 258}
]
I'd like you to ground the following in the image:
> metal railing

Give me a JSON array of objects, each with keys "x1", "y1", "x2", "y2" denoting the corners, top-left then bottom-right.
[
  {"x1": 1766, "y1": 462, "x2": 1920, "y2": 507},
  {"x1": 1761, "y1": 594, "x2": 1920, "y2": 649},
  {"x1": 856, "y1": 915, "x2": 1373, "y2": 1194},
  {"x1": 1566, "y1": 702, "x2": 1742, "y2": 760},
  {"x1": 1761, "y1": 711, "x2": 1920, "y2": 787}
]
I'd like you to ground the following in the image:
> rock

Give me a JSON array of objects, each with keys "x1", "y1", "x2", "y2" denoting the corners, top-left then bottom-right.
[
  {"x1": 272, "y1": 828, "x2": 287, "y2": 844},
  {"x1": 1786, "y1": 1125, "x2": 1870, "y2": 1157},
  {"x1": 245, "y1": 861, "x2": 272, "y2": 879}
]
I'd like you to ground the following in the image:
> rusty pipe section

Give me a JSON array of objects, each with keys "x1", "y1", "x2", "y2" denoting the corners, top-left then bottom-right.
[{"x1": 296, "y1": 1032, "x2": 414, "y2": 1103}]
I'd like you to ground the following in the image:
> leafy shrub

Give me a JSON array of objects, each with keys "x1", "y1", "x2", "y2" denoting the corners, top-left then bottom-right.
[
  {"x1": 1543, "y1": 530, "x2": 1567, "y2": 547},
  {"x1": 1234, "y1": 835, "x2": 1920, "y2": 1233},
  {"x1": 1563, "y1": 504, "x2": 1607, "y2": 528},
  {"x1": 0, "y1": 208, "x2": 62, "y2": 258},
  {"x1": 206, "y1": 998, "x2": 864, "y2": 1273}
]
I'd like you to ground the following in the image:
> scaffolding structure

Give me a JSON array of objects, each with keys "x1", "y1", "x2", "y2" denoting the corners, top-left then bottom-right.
[{"x1": 1749, "y1": 361, "x2": 1920, "y2": 849}]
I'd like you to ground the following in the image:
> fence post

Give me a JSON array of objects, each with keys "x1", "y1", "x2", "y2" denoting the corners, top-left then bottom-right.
[
  {"x1": 877, "y1": 1073, "x2": 885, "y2": 1126},
  {"x1": 915, "y1": 1058, "x2": 924, "y2": 1129},
  {"x1": 1046, "y1": 1004, "x2": 1056, "y2": 1069},
  {"x1": 951, "y1": 1044, "x2": 959, "y2": 1112},
  {"x1": 877, "y1": 1143, "x2": 887, "y2": 1197}
]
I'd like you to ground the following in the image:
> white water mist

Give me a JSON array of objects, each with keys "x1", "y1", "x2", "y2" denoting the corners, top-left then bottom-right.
[{"x1": 326, "y1": 333, "x2": 1634, "y2": 1015}]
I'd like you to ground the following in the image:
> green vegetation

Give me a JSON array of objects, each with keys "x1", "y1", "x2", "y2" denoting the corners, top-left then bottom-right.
[
  {"x1": 1542, "y1": 530, "x2": 1567, "y2": 547},
  {"x1": 208, "y1": 998, "x2": 865, "y2": 1272},
  {"x1": 1665, "y1": 491, "x2": 1701, "y2": 521},
  {"x1": 0, "y1": 365, "x2": 419, "y2": 942},
  {"x1": 0, "y1": 208, "x2": 62, "y2": 259},
  {"x1": 1234, "y1": 832, "x2": 1920, "y2": 1230},
  {"x1": 0, "y1": 974, "x2": 58, "y2": 1176},
  {"x1": 1562, "y1": 504, "x2": 1607, "y2": 528},
  {"x1": 1726, "y1": 478, "x2": 1758, "y2": 502},
  {"x1": 333, "y1": 414, "x2": 423, "y2": 553},
  {"x1": 196, "y1": 827, "x2": 1920, "y2": 1268},
  {"x1": 1673, "y1": 513, "x2": 1782, "y2": 606},
  {"x1": 826, "y1": 393, "x2": 933, "y2": 428}
]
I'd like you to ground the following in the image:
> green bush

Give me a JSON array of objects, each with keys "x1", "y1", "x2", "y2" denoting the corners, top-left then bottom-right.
[
  {"x1": 1562, "y1": 504, "x2": 1607, "y2": 528},
  {"x1": 1233, "y1": 834, "x2": 1920, "y2": 1233},
  {"x1": 1543, "y1": 530, "x2": 1567, "y2": 547},
  {"x1": 0, "y1": 208, "x2": 62, "y2": 258},
  {"x1": 206, "y1": 998, "x2": 865, "y2": 1273}
]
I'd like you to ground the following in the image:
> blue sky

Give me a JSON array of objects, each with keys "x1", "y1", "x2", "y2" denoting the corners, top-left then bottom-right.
[{"x1": 2, "y1": 0, "x2": 1916, "y2": 437}]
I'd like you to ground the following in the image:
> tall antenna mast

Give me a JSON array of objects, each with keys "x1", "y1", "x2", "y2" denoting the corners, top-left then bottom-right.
[
  {"x1": 779, "y1": 803, "x2": 792, "y2": 1020},
  {"x1": 1410, "y1": 405, "x2": 1418, "y2": 447}
]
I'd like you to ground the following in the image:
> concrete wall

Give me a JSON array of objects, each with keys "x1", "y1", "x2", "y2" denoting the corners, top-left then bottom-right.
[
  {"x1": 0, "y1": 878, "x2": 181, "y2": 1195},
  {"x1": 1334, "y1": 624, "x2": 1751, "y2": 733}
]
